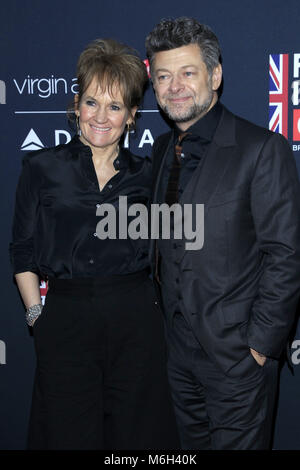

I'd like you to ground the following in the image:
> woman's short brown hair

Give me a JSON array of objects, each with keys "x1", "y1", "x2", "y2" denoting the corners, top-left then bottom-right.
[{"x1": 74, "y1": 38, "x2": 148, "y2": 123}]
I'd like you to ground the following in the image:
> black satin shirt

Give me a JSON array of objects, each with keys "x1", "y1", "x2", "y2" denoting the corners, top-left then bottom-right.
[
  {"x1": 161, "y1": 101, "x2": 223, "y2": 202},
  {"x1": 158, "y1": 101, "x2": 223, "y2": 314},
  {"x1": 10, "y1": 136, "x2": 151, "y2": 279}
]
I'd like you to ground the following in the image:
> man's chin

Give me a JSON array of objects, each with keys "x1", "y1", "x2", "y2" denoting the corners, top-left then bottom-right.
[
  {"x1": 160, "y1": 105, "x2": 192, "y2": 122},
  {"x1": 166, "y1": 110, "x2": 197, "y2": 123}
]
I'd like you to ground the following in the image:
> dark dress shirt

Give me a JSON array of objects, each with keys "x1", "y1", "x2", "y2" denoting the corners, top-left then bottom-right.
[
  {"x1": 158, "y1": 101, "x2": 222, "y2": 317},
  {"x1": 161, "y1": 101, "x2": 223, "y2": 202},
  {"x1": 10, "y1": 136, "x2": 151, "y2": 279}
]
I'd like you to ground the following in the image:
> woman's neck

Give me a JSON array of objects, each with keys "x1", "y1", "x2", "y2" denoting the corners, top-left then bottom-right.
[{"x1": 79, "y1": 136, "x2": 119, "y2": 167}]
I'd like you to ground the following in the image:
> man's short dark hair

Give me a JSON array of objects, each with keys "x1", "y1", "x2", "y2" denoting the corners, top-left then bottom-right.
[{"x1": 145, "y1": 17, "x2": 222, "y2": 77}]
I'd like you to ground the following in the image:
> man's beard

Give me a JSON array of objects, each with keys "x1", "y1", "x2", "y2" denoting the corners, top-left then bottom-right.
[{"x1": 160, "y1": 87, "x2": 214, "y2": 124}]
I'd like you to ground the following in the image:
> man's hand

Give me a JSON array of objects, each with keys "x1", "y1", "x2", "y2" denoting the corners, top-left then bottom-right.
[{"x1": 250, "y1": 348, "x2": 267, "y2": 367}]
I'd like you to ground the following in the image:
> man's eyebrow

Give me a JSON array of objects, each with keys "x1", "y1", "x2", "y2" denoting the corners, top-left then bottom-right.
[
  {"x1": 181, "y1": 64, "x2": 198, "y2": 69},
  {"x1": 154, "y1": 68, "x2": 170, "y2": 73},
  {"x1": 155, "y1": 64, "x2": 198, "y2": 73}
]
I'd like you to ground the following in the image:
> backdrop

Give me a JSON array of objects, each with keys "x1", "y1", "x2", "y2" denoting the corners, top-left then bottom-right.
[{"x1": 1, "y1": 0, "x2": 300, "y2": 450}]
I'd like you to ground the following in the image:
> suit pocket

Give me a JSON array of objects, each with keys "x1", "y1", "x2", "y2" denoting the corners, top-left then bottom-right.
[
  {"x1": 32, "y1": 291, "x2": 51, "y2": 334},
  {"x1": 221, "y1": 297, "x2": 254, "y2": 325}
]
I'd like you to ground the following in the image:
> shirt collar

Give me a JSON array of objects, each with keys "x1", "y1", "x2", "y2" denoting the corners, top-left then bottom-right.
[
  {"x1": 68, "y1": 135, "x2": 129, "y2": 170},
  {"x1": 175, "y1": 100, "x2": 223, "y2": 142}
]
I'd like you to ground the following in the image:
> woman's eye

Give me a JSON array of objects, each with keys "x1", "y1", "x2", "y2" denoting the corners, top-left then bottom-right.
[
  {"x1": 110, "y1": 104, "x2": 121, "y2": 111},
  {"x1": 86, "y1": 100, "x2": 96, "y2": 106}
]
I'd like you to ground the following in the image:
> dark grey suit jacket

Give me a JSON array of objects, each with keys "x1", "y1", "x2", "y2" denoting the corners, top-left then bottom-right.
[{"x1": 150, "y1": 105, "x2": 300, "y2": 377}]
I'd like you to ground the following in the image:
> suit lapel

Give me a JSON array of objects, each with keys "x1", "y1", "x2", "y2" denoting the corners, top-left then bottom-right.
[
  {"x1": 150, "y1": 106, "x2": 238, "y2": 267},
  {"x1": 179, "y1": 107, "x2": 238, "y2": 261},
  {"x1": 181, "y1": 106, "x2": 237, "y2": 208}
]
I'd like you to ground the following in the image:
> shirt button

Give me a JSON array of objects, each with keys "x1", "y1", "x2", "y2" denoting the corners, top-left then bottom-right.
[
  {"x1": 108, "y1": 184, "x2": 113, "y2": 189},
  {"x1": 96, "y1": 204, "x2": 101, "y2": 208},
  {"x1": 89, "y1": 258, "x2": 94, "y2": 264},
  {"x1": 93, "y1": 233, "x2": 98, "y2": 237}
]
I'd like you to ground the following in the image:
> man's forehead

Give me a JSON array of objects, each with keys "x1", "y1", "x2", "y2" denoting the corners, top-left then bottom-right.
[{"x1": 153, "y1": 44, "x2": 203, "y2": 68}]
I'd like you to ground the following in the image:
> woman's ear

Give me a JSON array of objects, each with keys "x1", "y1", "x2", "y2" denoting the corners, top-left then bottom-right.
[
  {"x1": 131, "y1": 106, "x2": 138, "y2": 120},
  {"x1": 127, "y1": 106, "x2": 138, "y2": 127}
]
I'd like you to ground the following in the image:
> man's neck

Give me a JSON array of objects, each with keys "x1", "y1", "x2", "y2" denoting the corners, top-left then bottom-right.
[{"x1": 176, "y1": 95, "x2": 219, "y2": 132}]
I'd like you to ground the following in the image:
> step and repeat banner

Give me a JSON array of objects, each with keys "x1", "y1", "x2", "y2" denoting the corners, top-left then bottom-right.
[{"x1": 1, "y1": 0, "x2": 300, "y2": 450}]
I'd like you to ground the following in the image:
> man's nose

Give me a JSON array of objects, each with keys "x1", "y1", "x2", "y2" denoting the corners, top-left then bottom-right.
[{"x1": 168, "y1": 75, "x2": 184, "y2": 94}]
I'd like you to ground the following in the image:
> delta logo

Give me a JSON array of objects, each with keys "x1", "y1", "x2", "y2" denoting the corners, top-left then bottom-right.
[
  {"x1": 20, "y1": 129, "x2": 72, "y2": 151},
  {"x1": 20, "y1": 128, "x2": 154, "y2": 151},
  {"x1": 269, "y1": 53, "x2": 300, "y2": 150},
  {"x1": 21, "y1": 129, "x2": 45, "y2": 151}
]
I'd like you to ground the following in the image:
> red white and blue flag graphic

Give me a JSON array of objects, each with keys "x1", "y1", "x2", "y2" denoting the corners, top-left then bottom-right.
[
  {"x1": 40, "y1": 280, "x2": 48, "y2": 305},
  {"x1": 269, "y1": 54, "x2": 289, "y2": 139}
]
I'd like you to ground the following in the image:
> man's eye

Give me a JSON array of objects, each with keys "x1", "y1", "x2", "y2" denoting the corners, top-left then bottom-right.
[
  {"x1": 158, "y1": 75, "x2": 169, "y2": 81},
  {"x1": 185, "y1": 71, "x2": 194, "y2": 77}
]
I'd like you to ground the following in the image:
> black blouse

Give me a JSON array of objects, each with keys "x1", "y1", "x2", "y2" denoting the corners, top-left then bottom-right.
[{"x1": 10, "y1": 136, "x2": 151, "y2": 279}]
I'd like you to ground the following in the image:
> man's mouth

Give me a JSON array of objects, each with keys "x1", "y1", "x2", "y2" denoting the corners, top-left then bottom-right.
[{"x1": 168, "y1": 96, "x2": 192, "y2": 104}]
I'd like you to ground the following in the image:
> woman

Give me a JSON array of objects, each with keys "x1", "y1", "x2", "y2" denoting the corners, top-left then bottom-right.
[{"x1": 10, "y1": 39, "x2": 179, "y2": 450}]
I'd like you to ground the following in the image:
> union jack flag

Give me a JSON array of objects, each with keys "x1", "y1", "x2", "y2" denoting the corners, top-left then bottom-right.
[
  {"x1": 40, "y1": 280, "x2": 48, "y2": 305},
  {"x1": 269, "y1": 54, "x2": 289, "y2": 138}
]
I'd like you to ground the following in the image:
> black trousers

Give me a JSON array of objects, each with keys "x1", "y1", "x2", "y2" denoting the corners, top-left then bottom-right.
[
  {"x1": 166, "y1": 313, "x2": 279, "y2": 450},
  {"x1": 28, "y1": 271, "x2": 179, "y2": 450}
]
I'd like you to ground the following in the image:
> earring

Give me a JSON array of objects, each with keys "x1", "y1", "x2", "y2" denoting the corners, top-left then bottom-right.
[
  {"x1": 76, "y1": 115, "x2": 81, "y2": 136},
  {"x1": 126, "y1": 122, "x2": 131, "y2": 147}
]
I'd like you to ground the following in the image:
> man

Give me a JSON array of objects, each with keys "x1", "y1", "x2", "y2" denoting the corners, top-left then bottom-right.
[{"x1": 145, "y1": 17, "x2": 300, "y2": 450}]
